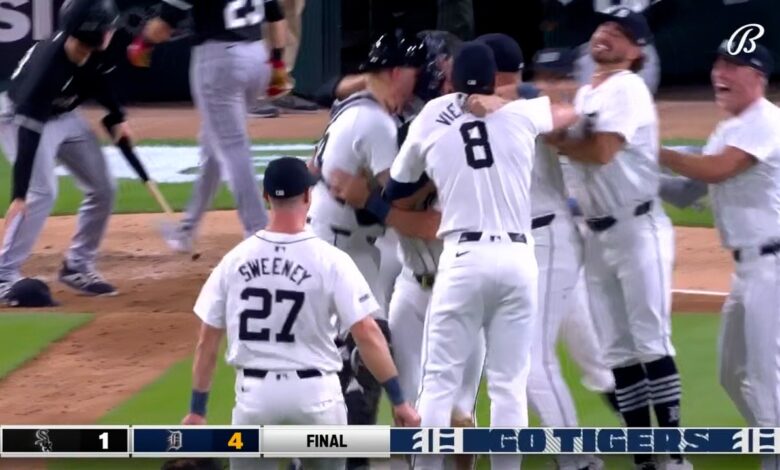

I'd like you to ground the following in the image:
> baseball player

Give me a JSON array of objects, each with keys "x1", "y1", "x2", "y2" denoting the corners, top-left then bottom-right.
[
  {"x1": 0, "y1": 0, "x2": 127, "y2": 299},
  {"x1": 386, "y1": 41, "x2": 576, "y2": 470},
  {"x1": 182, "y1": 156, "x2": 420, "y2": 470},
  {"x1": 659, "y1": 40, "x2": 779, "y2": 470},
  {"x1": 546, "y1": 9, "x2": 690, "y2": 470},
  {"x1": 128, "y1": 0, "x2": 292, "y2": 251}
]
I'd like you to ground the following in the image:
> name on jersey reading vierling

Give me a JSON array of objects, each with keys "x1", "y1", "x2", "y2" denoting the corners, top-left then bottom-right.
[{"x1": 238, "y1": 257, "x2": 312, "y2": 285}]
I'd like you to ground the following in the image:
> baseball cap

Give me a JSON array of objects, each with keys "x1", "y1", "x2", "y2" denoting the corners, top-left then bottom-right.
[
  {"x1": 476, "y1": 33, "x2": 524, "y2": 73},
  {"x1": 263, "y1": 157, "x2": 318, "y2": 199},
  {"x1": 596, "y1": 7, "x2": 653, "y2": 46},
  {"x1": 452, "y1": 41, "x2": 497, "y2": 95},
  {"x1": 4, "y1": 278, "x2": 59, "y2": 308},
  {"x1": 533, "y1": 48, "x2": 576, "y2": 76},
  {"x1": 716, "y1": 39, "x2": 774, "y2": 77}
]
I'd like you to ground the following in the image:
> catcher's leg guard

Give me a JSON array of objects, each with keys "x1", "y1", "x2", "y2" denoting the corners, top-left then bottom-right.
[{"x1": 338, "y1": 319, "x2": 392, "y2": 470}]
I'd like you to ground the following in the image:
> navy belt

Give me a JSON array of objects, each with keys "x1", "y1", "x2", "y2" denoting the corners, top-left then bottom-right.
[
  {"x1": 586, "y1": 201, "x2": 652, "y2": 232},
  {"x1": 243, "y1": 369, "x2": 322, "y2": 379},
  {"x1": 414, "y1": 273, "x2": 436, "y2": 289},
  {"x1": 458, "y1": 232, "x2": 527, "y2": 244},
  {"x1": 531, "y1": 213, "x2": 556, "y2": 230},
  {"x1": 732, "y1": 242, "x2": 780, "y2": 263}
]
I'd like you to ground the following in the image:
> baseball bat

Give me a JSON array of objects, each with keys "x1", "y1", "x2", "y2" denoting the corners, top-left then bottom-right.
[{"x1": 101, "y1": 118, "x2": 175, "y2": 216}]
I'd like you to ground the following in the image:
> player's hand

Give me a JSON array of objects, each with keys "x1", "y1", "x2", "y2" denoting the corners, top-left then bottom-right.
[
  {"x1": 127, "y1": 35, "x2": 154, "y2": 68},
  {"x1": 181, "y1": 413, "x2": 207, "y2": 425},
  {"x1": 4, "y1": 198, "x2": 26, "y2": 230},
  {"x1": 113, "y1": 122, "x2": 134, "y2": 145},
  {"x1": 329, "y1": 169, "x2": 371, "y2": 208},
  {"x1": 268, "y1": 58, "x2": 294, "y2": 99},
  {"x1": 392, "y1": 403, "x2": 421, "y2": 427},
  {"x1": 467, "y1": 94, "x2": 509, "y2": 117}
]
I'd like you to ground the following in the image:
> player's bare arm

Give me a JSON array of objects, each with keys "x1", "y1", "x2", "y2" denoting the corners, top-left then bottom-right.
[
  {"x1": 349, "y1": 316, "x2": 421, "y2": 427},
  {"x1": 182, "y1": 322, "x2": 224, "y2": 425},
  {"x1": 659, "y1": 146, "x2": 757, "y2": 184},
  {"x1": 549, "y1": 131, "x2": 625, "y2": 165}
]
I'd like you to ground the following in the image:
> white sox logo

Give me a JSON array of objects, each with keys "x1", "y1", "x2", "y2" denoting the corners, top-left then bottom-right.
[{"x1": 727, "y1": 24, "x2": 765, "y2": 55}]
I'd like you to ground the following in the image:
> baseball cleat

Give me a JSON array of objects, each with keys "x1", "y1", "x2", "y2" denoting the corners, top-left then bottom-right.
[
  {"x1": 58, "y1": 262, "x2": 117, "y2": 297},
  {"x1": 635, "y1": 462, "x2": 657, "y2": 470}
]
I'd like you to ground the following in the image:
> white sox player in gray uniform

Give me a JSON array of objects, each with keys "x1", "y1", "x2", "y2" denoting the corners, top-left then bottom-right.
[
  {"x1": 388, "y1": 41, "x2": 576, "y2": 470},
  {"x1": 182, "y1": 157, "x2": 419, "y2": 470},
  {"x1": 660, "y1": 39, "x2": 780, "y2": 470},
  {"x1": 548, "y1": 9, "x2": 690, "y2": 470},
  {"x1": 131, "y1": 0, "x2": 290, "y2": 250}
]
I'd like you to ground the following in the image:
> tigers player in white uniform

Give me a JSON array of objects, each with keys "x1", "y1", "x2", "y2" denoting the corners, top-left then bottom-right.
[
  {"x1": 547, "y1": 9, "x2": 689, "y2": 470},
  {"x1": 387, "y1": 41, "x2": 576, "y2": 470},
  {"x1": 660, "y1": 40, "x2": 780, "y2": 470},
  {"x1": 182, "y1": 157, "x2": 419, "y2": 470}
]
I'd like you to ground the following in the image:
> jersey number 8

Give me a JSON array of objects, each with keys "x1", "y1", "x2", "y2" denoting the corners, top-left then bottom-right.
[
  {"x1": 239, "y1": 288, "x2": 304, "y2": 343},
  {"x1": 460, "y1": 121, "x2": 494, "y2": 169}
]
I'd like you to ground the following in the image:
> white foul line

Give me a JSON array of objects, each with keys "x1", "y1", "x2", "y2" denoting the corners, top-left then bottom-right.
[{"x1": 672, "y1": 288, "x2": 729, "y2": 297}]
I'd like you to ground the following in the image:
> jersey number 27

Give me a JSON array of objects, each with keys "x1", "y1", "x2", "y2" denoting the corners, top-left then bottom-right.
[
  {"x1": 239, "y1": 288, "x2": 303, "y2": 343},
  {"x1": 460, "y1": 121, "x2": 494, "y2": 169}
]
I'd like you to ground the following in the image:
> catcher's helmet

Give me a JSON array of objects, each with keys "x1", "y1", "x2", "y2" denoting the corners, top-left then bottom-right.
[
  {"x1": 414, "y1": 30, "x2": 463, "y2": 102},
  {"x1": 59, "y1": 0, "x2": 119, "y2": 48},
  {"x1": 359, "y1": 33, "x2": 427, "y2": 72}
]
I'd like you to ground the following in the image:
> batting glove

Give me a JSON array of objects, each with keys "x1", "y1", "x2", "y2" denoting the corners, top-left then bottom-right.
[
  {"x1": 267, "y1": 54, "x2": 294, "y2": 99},
  {"x1": 127, "y1": 35, "x2": 154, "y2": 68}
]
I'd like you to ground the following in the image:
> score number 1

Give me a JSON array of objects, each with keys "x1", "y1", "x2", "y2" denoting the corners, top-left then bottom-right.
[
  {"x1": 228, "y1": 432, "x2": 244, "y2": 450},
  {"x1": 99, "y1": 432, "x2": 109, "y2": 450}
]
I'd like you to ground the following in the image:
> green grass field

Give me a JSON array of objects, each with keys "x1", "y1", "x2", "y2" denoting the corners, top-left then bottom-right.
[{"x1": 0, "y1": 313, "x2": 92, "y2": 379}]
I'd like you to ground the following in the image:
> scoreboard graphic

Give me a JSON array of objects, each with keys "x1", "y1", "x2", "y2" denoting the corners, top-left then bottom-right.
[{"x1": 0, "y1": 427, "x2": 779, "y2": 458}]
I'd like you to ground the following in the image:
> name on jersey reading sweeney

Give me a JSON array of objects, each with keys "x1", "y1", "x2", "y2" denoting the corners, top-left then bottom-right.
[{"x1": 238, "y1": 257, "x2": 312, "y2": 285}]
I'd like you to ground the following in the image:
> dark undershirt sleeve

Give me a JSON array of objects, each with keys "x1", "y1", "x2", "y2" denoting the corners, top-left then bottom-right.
[{"x1": 12, "y1": 125, "x2": 42, "y2": 200}]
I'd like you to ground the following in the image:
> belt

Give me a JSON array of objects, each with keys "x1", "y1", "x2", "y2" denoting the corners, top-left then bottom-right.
[
  {"x1": 458, "y1": 232, "x2": 527, "y2": 244},
  {"x1": 732, "y1": 242, "x2": 780, "y2": 263},
  {"x1": 243, "y1": 368, "x2": 322, "y2": 379},
  {"x1": 414, "y1": 273, "x2": 436, "y2": 289},
  {"x1": 585, "y1": 201, "x2": 652, "y2": 232},
  {"x1": 531, "y1": 213, "x2": 556, "y2": 230}
]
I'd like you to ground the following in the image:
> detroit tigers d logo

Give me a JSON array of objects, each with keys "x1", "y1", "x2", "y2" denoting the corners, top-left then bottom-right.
[{"x1": 727, "y1": 24, "x2": 765, "y2": 55}]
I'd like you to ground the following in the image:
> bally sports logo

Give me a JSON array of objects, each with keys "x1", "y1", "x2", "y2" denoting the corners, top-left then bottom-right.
[{"x1": 727, "y1": 23, "x2": 765, "y2": 55}]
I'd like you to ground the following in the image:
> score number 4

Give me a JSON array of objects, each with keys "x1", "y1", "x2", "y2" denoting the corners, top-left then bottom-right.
[{"x1": 229, "y1": 432, "x2": 244, "y2": 450}]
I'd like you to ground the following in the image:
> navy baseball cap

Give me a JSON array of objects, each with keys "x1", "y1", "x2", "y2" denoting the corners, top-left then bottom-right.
[
  {"x1": 476, "y1": 33, "x2": 524, "y2": 73},
  {"x1": 533, "y1": 48, "x2": 576, "y2": 76},
  {"x1": 263, "y1": 157, "x2": 318, "y2": 199},
  {"x1": 452, "y1": 41, "x2": 497, "y2": 95},
  {"x1": 717, "y1": 39, "x2": 774, "y2": 77},
  {"x1": 596, "y1": 7, "x2": 653, "y2": 46},
  {"x1": 4, "y1": 278, "x2": 59, "y2": 308}
]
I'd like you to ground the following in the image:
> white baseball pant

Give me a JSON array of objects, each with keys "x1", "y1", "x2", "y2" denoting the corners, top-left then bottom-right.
[
  {"x1": 414, "y1": 234, "x2": 537, "y2": 470},
  {"x1": 719, "y1": 251, "x2": 780, "y2": 470},
  {"x1": 230, "y1": 370, "x2": 346, "y2": 470}
]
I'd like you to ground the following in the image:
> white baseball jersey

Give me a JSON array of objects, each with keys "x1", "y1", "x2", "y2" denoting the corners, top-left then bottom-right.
[
  {"x1": 703, "y1": 98, "x2": 780, "y2": 249},
  {"x1": 194, "y1": 230, "x2": 380, "y2": 372},
  {"x1": 308, "y1": 92, "x2": 399, "y2": 231},
  {"x1": 391, "y1": 93, "x2": 554, "y2": 238},
  {"x1": 568, "y1": 71, "x2": 659, "y2": 217},
  {"x1": 532, "y1": 139, "x2": 570, "y2": 217}
]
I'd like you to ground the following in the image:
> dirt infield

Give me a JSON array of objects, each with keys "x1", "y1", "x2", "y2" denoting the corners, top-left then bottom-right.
[{"x1": 0, "y1": 98, "x2": 738, "y2": 426}]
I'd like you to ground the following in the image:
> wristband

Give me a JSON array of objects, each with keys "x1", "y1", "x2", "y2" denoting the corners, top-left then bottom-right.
[
  {"x1": 190, "y1": 390, "x2": 209, "y2": 416},
  {"x1": 382, "y1": 376, "x2": 405, "y2": 406},
  {"x1": 364, "y1": 189, "x2": 391, "y2": 224},
  {"x1": 271, "y1": 48, "x2": 284, "y2": 62}
]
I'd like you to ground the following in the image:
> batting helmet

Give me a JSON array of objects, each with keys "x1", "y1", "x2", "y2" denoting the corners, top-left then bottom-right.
[
  {"x1": 359, "y1": 33, "x2": 427, "y2": 72},
  {"x1": 414, "y1": 30, "x2": 463, "y2": 102},
  {"x1": 59, "y1": 0, "x2": 119, "y2": 48}
]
